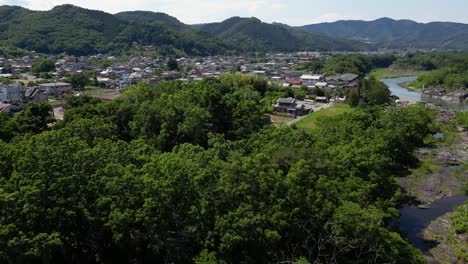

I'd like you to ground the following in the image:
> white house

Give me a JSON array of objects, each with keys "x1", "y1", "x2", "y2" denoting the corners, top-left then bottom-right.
[{"x1": 300, "y1": 74, "x2": 323, "y2": 87}]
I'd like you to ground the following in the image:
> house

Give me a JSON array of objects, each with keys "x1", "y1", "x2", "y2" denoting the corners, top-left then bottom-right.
[
  {"x1": 0, "y1": 83, "x2": 22, "y2": 104},
  {"x1": 326, "y1": 73, "x2": 359, "y2": 86},
  {"x1": 38, "y1": 82, "x2": 72, "y2": 96},
  {"x1": 0, "y1": 102, "x2": 20, "y2": 114},
  {"x1": 119, "y1": 73, "x2": 133, "y2": 90},
  {"x1": 284, "y1": 78, "x2": 302, "y2": 87},
  {"x1": 315, "y1": 82, "x2": 328, "y2": 89},
  {"x1": 300, "y1": 74, "x2": 323, "y2": 87},
  {"x1": 340, "y1": 73, "x2": 359, "y2": 83},
  {"x1": 24, "y1": 87, "x2": 48, "y2": 102},
  {"x1": 315, "y1": 96, "x2": 329, "y2": 103},
  {"x1": 344, "y1": 80, "x2": 359, "y2": 92},
  {"x1": 275, "y1": 97, "x2": 312, "y2": 117},
  {"x1": 162, "y1": 71, "x2": 182, "y2": 80}
]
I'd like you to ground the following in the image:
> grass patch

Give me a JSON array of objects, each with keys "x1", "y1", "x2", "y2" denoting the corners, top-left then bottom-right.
[
  {"x1": 369, "y1": 68, "x2": 427, "y2": 79},
  {"x1": 83, "y1": 86, "x2": 115, "y2": 95},
  {"x1": 269, "y1": 114, "x2": 293, "y2": 126},
  {"x1": 409, "y1": 158, "x2": 443, "y2": 182},
  {"x1": 295, "y1": 104, "x2": 353, "y2": 132},
  {"x1": 397, "y1": 81, "x2": 419, "y2": 92},
  {"x1": 47, "y1": 100, "x2": 63, "y2": 108}
]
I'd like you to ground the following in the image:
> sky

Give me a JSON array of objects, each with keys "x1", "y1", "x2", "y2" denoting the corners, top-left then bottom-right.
[{"x1": 1, "y1": 0, "x2": 468, "y2": 26}]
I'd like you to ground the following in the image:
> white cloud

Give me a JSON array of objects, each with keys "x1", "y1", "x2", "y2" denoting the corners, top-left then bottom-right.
[
  {"x1": 309, "y1": 13, "x2": 363, "y2": 24},
  {"x1": 0, "y1": 0, "x2": 466, "y2": 25},
  {"x1": 0, "y1": 0, "x2": 288, "y2": 24}
]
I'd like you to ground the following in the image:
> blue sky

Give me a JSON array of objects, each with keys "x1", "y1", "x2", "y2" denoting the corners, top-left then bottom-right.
[{"x1": 1, "y1": 0, "x2": 467, "y2": 25}]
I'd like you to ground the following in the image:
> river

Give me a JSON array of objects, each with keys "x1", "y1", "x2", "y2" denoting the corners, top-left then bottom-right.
[
  {"x1": 381, "y1": 77, "x2": 468, "y2": 112},
  {"x1": 399, "y1": 195, "x2": 467, "y2": 253}
]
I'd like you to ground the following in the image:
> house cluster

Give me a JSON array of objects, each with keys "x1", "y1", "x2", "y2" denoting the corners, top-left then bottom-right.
[
  {"x1": 0, "y1": 81, "x2": 72, "y2": 113},
  {"x1": 0, "y1": 51, "x2": 369, "y2": 113}
]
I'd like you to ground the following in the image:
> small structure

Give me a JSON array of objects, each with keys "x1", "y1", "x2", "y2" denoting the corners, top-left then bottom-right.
[
  {"x1": 0, "y1": 102, "x2": 20, "y2": 114},
  {"x1": 300, "y1": 74, "x2": 323, "y2": 87},
  {"x1": 315, "y1": 96, "x2": 329, "y2": 103},
  {"x1": 24, "y1": 87, "x2": 47, "y2": 102},
  {"x1": 275, "y1": 97, "x2": 312, "y2": 117},
  {"x1": 38, "y1": 82, "x2": 72, "y2": 96},
  {"x1": 0, "y1": 83, "x2": 22, "y2": 104},
  {"x1": 326, "y1": 73, "x2": 359, "y2": 86},
  {"x1": 119, "y1": 73, "x2": 132, "y2": 91}
]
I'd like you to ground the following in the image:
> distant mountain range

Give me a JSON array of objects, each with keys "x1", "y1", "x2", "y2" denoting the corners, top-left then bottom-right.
[
  {"x1": 0, "y1": 4, "x2": 467, "y2": 56},
  {"x1": 0, "y1": 5, "x2": 366, "y2": 56},
  {"x1": 193, "y1": 17, "x2": 368, "y2": 52},
  {"x1": 298, "y1": 18, "x2": 468, "y2": 50}
]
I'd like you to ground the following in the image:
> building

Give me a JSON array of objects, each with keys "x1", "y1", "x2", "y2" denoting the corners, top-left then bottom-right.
[
  {"x1": 275, "y1": 97, "x2": 312, "y2": 117},
  {"x1": 300, "y1": 74, "x2": 323, "y2": 87},
  {"x1": 0, "y1": 102, "x2": 20, "y2": 114},
  {"x1": 24, "y1": 87, "x2": 48, "y2": 102},
  {"x1": 326, "y1": 73, "x2": 359, "y2": 86},
  {"x1": 38, "y1": 82, "x2": 72, "y2": 96},
  {"x1": 0, "y1": 83, "x2": 22, "y2": 104},
  {"x1": 119, "y1": 73, "x2": 132, "y2": 91}
]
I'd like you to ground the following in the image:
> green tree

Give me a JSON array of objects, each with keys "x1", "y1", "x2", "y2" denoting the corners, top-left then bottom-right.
[
  {"x1": 13, "y1": 102, "x2": 53, "y2": 134},
  {"x1": 167, "y1": 58, "x2": 179, "y2": 71},
  {"x1": 31, "y1": 59, "x2": 55, "y2": 74},
  {"x1": 70, "y1": 73, "x2": 90, "y2": 92}
]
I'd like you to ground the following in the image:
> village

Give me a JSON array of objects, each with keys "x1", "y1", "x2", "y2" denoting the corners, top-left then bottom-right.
[{"x1": 0, "y1": 51, "x2": 370, "y2": 120}]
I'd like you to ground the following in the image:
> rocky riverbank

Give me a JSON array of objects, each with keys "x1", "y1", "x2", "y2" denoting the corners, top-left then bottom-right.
[
  {"x1": 397, "y1": 108, "x2": 467, "y2": 263},
  {"x1": 421, "y1": 89, "x2": 468, "y2": 104},
  {"x1": 397, "y1": 124, "x2": 467, "y2": 206},
  {"x1": 422, "y1": 206, "x2": 468, "y2": 264}
]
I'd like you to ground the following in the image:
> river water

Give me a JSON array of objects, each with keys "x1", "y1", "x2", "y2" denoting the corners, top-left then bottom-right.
[
  {"x1": 399, "y1": 195, "x2": 468, "y2": 253},
  {"x1": 381, "y1": 77, "x2": 468, "y2": 112},
  {"x1": 386, "y1": 76, "x2": 468, "y2": 252}
]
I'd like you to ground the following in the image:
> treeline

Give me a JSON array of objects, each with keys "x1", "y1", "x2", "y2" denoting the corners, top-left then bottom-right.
[
  {"x1": 0, "y1": 75, "x2": 436, "y2": 263},
  {"x1": 0, "y1": 45, "x2": 31, "y2": 58},
  {"x1": 295, "y1": 53, "x2": 397, "y2": 76},
  {"x1": 395, "y1": 51, "x2": 468, "y2": 90}
]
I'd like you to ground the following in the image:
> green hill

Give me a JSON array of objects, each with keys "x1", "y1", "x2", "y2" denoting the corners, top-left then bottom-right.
[
  {"x1": 0, "y1": 5, "x2": 368, "y2": 56},
  {"x1": 198, "y1": 17, "x2": 369, "y2": 52},
  {"x1": 0, "y1": 5, "x2": 229, "y2": 56},
  {"x1": 116, "y1": 11, "x2": 190, "y2": 31},
  {"x1": 299, "y1": 18, "x2": 468, "y2": 50}
]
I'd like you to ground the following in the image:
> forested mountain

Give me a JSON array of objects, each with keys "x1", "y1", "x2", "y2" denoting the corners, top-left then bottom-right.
[
  {"x1": 299, "y1": 18, "x2": 468, "y2": 50},
  {"x1": 0, "y1": 5, "x2": 368, "y2": 56},
  {"x1": 197, "y1": 17, "x2": 369, "y2": 52},
  {"x1": 116, "y1": 11, "x2": 195, "y2": 32},
  {"x1": 0, "y1": 5, "x2": 230, "y2": 56}
]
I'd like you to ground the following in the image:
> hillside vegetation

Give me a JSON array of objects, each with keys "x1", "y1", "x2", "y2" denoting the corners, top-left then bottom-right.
[
  {"x1": 198, "y1": 17, "x2": 369, "y2": 52},
  {"x1": 300, "y1": 18, "x2": 468, "y2": 51},
  {"x1": 0, "y1": 5, "x2": 367, "y2": 56},
  {"x1": 395, "y1": 51, "x2": 468, "y2": 90}
]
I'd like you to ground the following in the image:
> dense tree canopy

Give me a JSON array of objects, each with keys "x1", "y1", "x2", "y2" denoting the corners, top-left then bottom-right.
[
  {"x1": 0, "y1": 75, "x2": 436, "y2": 263},
  {"x1": 395, "y1": 51, "x2": 468, "y2": 90},
  {"x1": 295, "y1": 53, "x2": 397, "y2": 76},
  {"x1": 31, "y1": 59, "x2": 56, "y2": 74}
]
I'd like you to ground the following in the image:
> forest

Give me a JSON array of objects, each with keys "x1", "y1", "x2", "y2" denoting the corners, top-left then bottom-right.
[
  {"x1": 294, "y1": 53, "x2": 397, "y2": 76},
  {"x1": 0, "y1": 74, "x2": 439, "y2": 263},
  {"x1": 395, "y1": 52, "x2": 468, "y2": 90}
]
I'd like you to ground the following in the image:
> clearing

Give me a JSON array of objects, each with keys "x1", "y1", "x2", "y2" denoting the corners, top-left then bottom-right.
[{"x1": 295, "y1": 103, "x2": 354, "y2": 132}]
